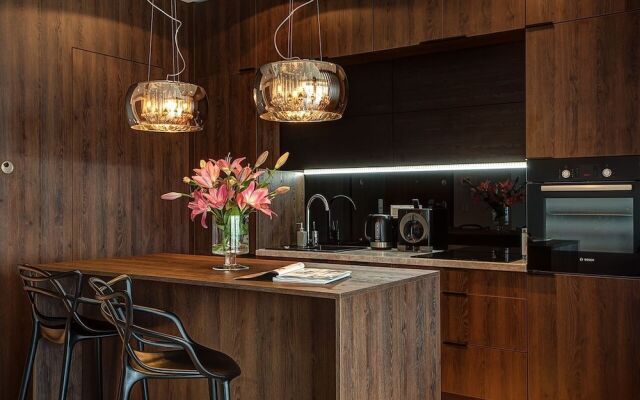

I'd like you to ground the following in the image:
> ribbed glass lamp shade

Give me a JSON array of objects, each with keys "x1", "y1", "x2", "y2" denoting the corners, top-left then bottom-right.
[
  {"x1": 253, "y1": 60, "x2": 348, "y2": 123},
  {"x1": 125, "y1": 80, "x2": 208, "y2": 132}
]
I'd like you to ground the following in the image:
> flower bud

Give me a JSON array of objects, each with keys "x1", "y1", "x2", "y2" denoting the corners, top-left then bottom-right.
[
  {"x1": 274, "y1": 152, "x2": 289, "y2": 169},
  {"x1": 161, "y1": 192, "x2": 182, "y2": 200}
]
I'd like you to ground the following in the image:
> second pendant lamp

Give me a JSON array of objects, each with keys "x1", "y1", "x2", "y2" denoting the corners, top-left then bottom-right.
[{"x1": 253, "y1": 0, "x2": 348, "y2": 123}]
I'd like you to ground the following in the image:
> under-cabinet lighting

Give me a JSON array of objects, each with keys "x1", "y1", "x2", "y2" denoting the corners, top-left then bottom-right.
[{"x1": 303, "y1": 162, "x2": 527, "y2": 176}]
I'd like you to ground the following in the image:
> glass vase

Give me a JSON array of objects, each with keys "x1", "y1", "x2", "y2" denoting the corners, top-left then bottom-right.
[
  {"x1": 211, "y1": 213, "x2": 250, "y2": 271},
  {"x1": 491, "y1": 206, "x2": 511, "y2": 231}
]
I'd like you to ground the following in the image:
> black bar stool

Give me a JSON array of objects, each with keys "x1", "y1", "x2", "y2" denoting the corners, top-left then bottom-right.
[
  {"x1": 89, "y1": 275, "x2": 241, "y2": 400},
  {"x1": 17, "y1": 265, "x2": 135, "y2": 400}
]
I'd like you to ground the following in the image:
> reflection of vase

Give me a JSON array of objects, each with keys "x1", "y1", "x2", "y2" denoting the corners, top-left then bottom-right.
[
  {"x1": 211, "y1": 214, "x2": 250, "y2": 271},
  {"x1": 491, "y1": 206, "x2": 511, "y2": 231}
]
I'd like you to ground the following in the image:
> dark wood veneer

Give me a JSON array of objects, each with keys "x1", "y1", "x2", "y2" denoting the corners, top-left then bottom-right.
[
  {"x1": 526, "y1": 0, "x2": 640, "y2": 25},
  {"x1": 526, "y1": 12, "x2": 640, "y2": 158}
]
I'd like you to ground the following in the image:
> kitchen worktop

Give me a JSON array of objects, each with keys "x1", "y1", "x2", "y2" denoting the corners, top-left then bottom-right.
[
  {"x1": 256, "y1": 247, "x2": 527, "y2": 272},
  {"x1": 38, "y1": 253, "x2": 438, "y2": 299}
]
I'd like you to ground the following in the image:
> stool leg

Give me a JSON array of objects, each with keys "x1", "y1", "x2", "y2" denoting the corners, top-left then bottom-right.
[
  {"x1": 58, "y1": 330, "x2": 76, "y2": 400},
  {"x1": 96, "y1": 338, "x2": 103, "y2": 400},
  {"x1": 208, "y1": 379, "x2": 219, "y2": 400},
  {"x1": 119, "y1": 364, "x2": 140, "y2": 400},
  {"x1": 222, "y1": 381, "x2": 231, "y2": 400},
  {"x1": 137, "y1": 342, "x2": 150, "y2": 400},
  {"x1": 18, "y1": 322, "x2": 40, "y2": 400}
]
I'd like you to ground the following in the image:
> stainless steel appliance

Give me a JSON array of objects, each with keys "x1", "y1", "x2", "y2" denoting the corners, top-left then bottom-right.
[
  {"x1": 364, "y1": 214, "x2": 395, "y2": 250},
  {"x1": 397, "y1": 207, "x2": 448, "y2": 251},
  {"x1": 527, "y1": 156, "x2": 640, "y2": 277}
]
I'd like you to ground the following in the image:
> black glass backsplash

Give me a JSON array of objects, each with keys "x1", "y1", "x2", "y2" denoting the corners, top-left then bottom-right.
[{"x1": 304, "y1": 170, "x2": 526, "y2": 246}]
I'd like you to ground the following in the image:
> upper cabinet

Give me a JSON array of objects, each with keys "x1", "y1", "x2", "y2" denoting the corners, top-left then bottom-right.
[
  {"x1": 443, "y1": 0, "x2": 525, "y2": 37},
  {"x1": 373, "y1": 0, "x2": 442, "y2": 50},
  {"x1": 526, "y1": 0, "x2": 640, "y2": 25},
  {"x1": 319, "y1": 0, "x2": 374, "y2": 58},
  {"x1": 526, "y1": 12, "x2": 640, "y2": 158}
]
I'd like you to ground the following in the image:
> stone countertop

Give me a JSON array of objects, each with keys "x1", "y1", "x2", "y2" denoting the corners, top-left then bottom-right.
[{"x1": 256, "y1": 248, "x2": 527, "y2": 273}]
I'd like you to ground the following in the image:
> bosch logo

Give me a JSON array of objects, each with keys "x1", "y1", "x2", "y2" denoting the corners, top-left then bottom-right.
[{"x1": 579, "y1": 257, "x2": 595, "y2": 263}]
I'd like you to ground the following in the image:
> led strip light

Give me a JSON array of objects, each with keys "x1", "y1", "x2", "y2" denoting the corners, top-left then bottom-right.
[{"x1": 303, "y1": 162, "x2": 527, "y2": 176}]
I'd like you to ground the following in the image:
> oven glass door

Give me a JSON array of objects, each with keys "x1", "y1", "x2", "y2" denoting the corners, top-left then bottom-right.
[{"x1": 527, "y1": 183, "x2": 640, "y2": 276}]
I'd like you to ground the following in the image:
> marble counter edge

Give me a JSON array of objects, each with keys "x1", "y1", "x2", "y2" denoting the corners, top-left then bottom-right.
[{"x1": 255, "y1": 249, "x2": 527, "y2": 273}]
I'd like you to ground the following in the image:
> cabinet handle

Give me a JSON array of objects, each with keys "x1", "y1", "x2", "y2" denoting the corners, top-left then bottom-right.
[
  {"x1": 526, "y1": 21, "x2": 554, "y2": 29},
  {"x1": 442, "y1": 291, "x2": 468, "y2": 297},
  {"x1": 420, "y1": 35, "x2": 466, "y2": 46},
  {"x1": 443, "y1": 341, "x2": 469, "y2": 347}
]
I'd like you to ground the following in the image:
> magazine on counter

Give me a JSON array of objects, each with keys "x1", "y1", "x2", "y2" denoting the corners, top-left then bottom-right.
[{"x1": 235, "y1": 262, "x2": 351, "y2": 284}]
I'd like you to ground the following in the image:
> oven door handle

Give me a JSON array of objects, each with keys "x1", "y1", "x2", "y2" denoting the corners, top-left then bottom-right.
[{"x1": 540, "y1": 184, "x2": 633, "y2": 192}]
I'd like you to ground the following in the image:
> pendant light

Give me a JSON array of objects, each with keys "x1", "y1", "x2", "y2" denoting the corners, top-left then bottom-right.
[
  {"x1": 253, "y1": 0, "x2": 348, "y2": 123},
  {"x1": 126, "y1": 0, "x2": 208, "y2": 133}
]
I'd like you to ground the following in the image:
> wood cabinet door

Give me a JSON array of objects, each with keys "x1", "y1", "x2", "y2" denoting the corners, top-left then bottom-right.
[
  {"x1": 526, "y1": 0, "x2": 640, "y2": 25},
  {"x1": 443, "y1": 293, "x2": 527, "y2": 351},
  {"x1": 319, "y1": 0, "x2": 374, "y2": 58},
  {"x1": 526, "y1": 13, "x2": 640, "y2": 158},
  {"x1": 373, "y1": 0, "x2": 442, "y2": 50},
  {"x1": 528, "y1": 274, "x2": 640, "y2": 400},
  {"x1": 442, "y1": 344, "x2": 527, "y2": 400},
  {"x1": 443, "y1": 0, "x2": 525, "y2": 37}
]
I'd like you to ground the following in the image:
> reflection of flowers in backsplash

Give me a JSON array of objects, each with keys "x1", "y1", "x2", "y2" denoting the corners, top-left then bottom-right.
[{"x1": 463, "y1": 177, "x2": 525, "y2": 212}]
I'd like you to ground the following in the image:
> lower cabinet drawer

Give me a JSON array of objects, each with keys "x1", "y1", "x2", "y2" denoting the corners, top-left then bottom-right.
[
  {"x1": 442, "y1": 344, "x2": 527, "y2": 400},
  {"x1": 442, "y1": 294, "x2": 527, "y2": 351}
]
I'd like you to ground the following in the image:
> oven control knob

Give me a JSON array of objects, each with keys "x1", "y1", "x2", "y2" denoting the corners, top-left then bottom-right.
[
  {"x1": 561, "y1": 169, "x2": 571, "y2": 179},
  {"x1": 602, "y1": 168, "x2": 613, "y2": 178}
]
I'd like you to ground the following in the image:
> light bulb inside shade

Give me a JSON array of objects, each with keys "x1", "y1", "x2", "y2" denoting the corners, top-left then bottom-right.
[
  {"x1": 254, "y1": 59, "x2": 348, "y2": 123},
  {"x1": 126, "y1": 80, "x2": 208, "y2": 132}
]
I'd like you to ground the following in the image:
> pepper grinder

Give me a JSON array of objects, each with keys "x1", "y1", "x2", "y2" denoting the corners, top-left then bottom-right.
[{"x1": 310, "y1": 221, "x2": 319, "y2": 248}]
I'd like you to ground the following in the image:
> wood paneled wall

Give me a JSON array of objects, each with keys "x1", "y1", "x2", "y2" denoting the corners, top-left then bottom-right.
[{"x1": 0, "y1": 1, "x2": 192, "y2": 398}]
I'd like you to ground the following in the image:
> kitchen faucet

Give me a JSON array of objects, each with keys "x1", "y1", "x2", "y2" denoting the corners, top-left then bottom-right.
[
  {"x1": 306, "y1": 194, "x2": 330, "y2": 247},
  {"x1": 329, "y1": 195, "x2": 357, "y2": 243}
]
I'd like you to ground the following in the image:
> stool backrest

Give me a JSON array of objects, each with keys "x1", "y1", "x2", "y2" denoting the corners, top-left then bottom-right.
[
  {"x1": 17, "y1": 265, "x2": 82, "y2": 326},
  {"x1": 89, "y1": 275, "x2": 211, "y2": 375}
]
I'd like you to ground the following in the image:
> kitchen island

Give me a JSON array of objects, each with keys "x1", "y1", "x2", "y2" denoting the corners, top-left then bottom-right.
[{"x1": 34, "y1": 253, "x2": 440, "y2": 400}]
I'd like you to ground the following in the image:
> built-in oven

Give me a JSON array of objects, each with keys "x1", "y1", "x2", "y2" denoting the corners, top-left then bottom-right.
[{"x1": 527, "y1": 156, "x2": 640, "y2": 277}]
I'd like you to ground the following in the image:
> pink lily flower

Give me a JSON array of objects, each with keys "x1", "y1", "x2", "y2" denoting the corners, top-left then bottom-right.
[
  {"x1": 192, "y1": 160, "x2": 220, "y2": 188},
  {"x1": 203, "y1": 185, "x2": 230, "y2": 210},
  {"x1": 237, "y1": 181, "x2": 275, "y2": 218},
  {"x1": 216, "y1": 156, "x2": 246, "y2": 176},
  {"x1": 188, "y1": 191, "x2": 210, "y2": 228}
]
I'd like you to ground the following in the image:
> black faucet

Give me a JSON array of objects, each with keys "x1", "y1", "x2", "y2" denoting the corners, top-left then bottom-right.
[{"x1": 329, "y1": 195, "x2": 357, "y2": 243}]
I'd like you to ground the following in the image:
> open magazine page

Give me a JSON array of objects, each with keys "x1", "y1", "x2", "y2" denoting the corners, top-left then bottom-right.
[
  {"x1": 272, "y1": 268, "x2": 351, "y2": 284},
  {"x1": 234, "y1": 262, "x2": 305, "y2": 280}
]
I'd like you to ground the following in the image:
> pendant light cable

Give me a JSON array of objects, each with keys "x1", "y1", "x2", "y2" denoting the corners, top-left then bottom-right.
[
  {"x1": 316, "y1": 0, "x2": 322, "y2": 60},
  {"x1": 273, "y1": 0, "x2": 315, "y2": 60},
  {"x1": 145, "y1": 0, "x2": 185, "y2": 80},
  {"x1": 147, "y1": 0, "x2": 155, "y2": 81}
]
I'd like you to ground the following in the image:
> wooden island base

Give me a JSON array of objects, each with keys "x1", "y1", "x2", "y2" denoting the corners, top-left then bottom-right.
[{"x1": 33, "y1": 254, "x2": 440, "y2": 400}]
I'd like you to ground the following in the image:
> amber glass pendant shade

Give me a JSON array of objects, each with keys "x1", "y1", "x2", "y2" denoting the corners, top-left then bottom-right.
[
  {"x1": 254, "y1": 59, "x2": 348, "y2": 123},
  {"x1": 125, "y1": 80, "x2": 208, "y2": 132}
]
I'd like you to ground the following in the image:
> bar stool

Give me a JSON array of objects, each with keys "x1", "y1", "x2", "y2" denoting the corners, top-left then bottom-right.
[
  {"x1": 17, "y1": 265, "x2": 129, "y2": 400},
  {"x1": 89, "y1": 275, "x2": 241, "y2": 400}
]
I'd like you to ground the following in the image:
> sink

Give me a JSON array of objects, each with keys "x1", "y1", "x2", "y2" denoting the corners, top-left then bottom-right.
[{"x1": 276, "y1": 245, "x2": 366, "y2": 253}]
